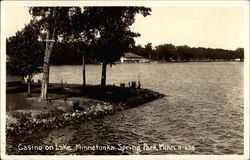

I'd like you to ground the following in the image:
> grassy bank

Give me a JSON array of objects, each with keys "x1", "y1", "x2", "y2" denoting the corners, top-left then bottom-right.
[{"x1": 6, "y1": 83, "x2": 164, "y2": 136}]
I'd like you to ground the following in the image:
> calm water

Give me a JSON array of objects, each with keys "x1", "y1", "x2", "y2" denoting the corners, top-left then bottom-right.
[{"x1": 7, "y1": 62, "x2": 244, "y2": 155}]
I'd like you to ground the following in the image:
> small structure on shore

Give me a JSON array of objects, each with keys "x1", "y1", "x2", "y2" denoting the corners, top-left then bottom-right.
[{"x1": 120, "y1": 52, "x2": 149, "y2": 63}]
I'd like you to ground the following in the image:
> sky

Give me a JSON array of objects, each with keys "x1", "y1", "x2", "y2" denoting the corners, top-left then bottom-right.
[{"x1": 6, "y1": 6, "x2": 245, "y2": 50}]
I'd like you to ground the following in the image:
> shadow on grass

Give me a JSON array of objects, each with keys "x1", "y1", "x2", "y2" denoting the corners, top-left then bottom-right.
[
  {"x1": 7, "y1": 83, "x2": 164, "y2": 112},
  {"x1": 7, "y1": 83, "x2": 149, "y2": 102}
]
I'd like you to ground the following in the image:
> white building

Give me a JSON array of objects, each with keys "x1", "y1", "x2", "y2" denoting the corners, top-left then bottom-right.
[{"x1": 120, "y1": 53, "x2": 149, "y2": 63}]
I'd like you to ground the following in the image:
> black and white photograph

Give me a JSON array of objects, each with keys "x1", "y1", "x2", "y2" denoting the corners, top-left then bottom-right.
[{"x1": 0, "y1": 1, "x2": 249, "y2": 160}]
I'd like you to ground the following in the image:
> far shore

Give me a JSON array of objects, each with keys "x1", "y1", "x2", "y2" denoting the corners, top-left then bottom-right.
[{"x1": 48, "y1": 60, "x2": 243, "y2": 66}]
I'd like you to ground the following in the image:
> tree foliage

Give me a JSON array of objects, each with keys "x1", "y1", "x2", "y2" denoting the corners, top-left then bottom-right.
[
  {"x1": 29, "y1": 7, "x2": 83, "y2": 40},
  {"x1": 50, "y1": 41, "x2": 97, "y2": 65},
  {"x1": 84, "y1": 7, "x2": 151, "y2": 64},
  {"x1": 6, "y1": 20, "x2": 44, "y2": 78}
]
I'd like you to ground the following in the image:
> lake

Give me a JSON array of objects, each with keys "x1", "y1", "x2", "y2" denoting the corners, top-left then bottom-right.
[{"x1": 7, "y1": 62, "x2": 244, "y2": 155}]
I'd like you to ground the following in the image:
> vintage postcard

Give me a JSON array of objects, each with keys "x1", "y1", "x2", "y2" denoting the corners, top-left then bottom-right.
[{"x1": 1, "y1": 1, "x2": 249, "y2": 160}]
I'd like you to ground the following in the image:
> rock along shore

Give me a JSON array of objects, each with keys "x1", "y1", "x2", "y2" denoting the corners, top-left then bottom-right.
[{"x1": 6, "y1": 85, "x2": 164, "y2": 137}]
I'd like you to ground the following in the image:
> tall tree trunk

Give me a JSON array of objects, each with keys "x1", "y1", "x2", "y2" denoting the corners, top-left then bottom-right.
[
  {"x1": 82, "y1": 54, "x2": 86, "y2": 87},
  {"x1": 40, "y1": 28, "x2": 56, "y2": 101},
  {"x1": 101, "y1": 61, "x2": 107, "y2": 86},
  {"x1": 27, "y1": 75, "x2": 31, "y2": 96}
]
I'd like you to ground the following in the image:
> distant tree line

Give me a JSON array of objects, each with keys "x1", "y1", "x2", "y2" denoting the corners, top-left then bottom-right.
[
  {"x1": 20, "y1": 42, "x2": 243, "y2": 66},
  {"x1": 8, "y1": 40, "x2": 243, "y2": 67},
  {"x1": 48, "y1": 42, "x2": 245, "y2": 65},
  {"x1": 130, "y1": 43, "x2": 244, "y2": 62}
]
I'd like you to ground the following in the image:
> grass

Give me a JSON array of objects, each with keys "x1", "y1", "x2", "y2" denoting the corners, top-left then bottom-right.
[{"x1": 6, "y1": 83, "x2": 164, "y2": 136}]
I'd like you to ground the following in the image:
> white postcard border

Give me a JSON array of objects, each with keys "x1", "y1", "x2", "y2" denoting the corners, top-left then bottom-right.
[{"x1": 1, "y1": 1, "x2": 249, "y2": 160}]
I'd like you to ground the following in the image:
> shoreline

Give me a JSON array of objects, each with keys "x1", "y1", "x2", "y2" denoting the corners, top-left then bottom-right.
[
  {"x1": 6, "y1": 84, "x2": 164, "y2": 137},
  {"x1": 48, "y1": 60, "x2": 243, "y2": 66}
]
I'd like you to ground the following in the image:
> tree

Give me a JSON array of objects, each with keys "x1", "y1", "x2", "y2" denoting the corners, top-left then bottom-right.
[
  {"x1": 29, "y1": 7, "x2": 82, "y2": 100},
  {"x1": 176, "y1": 45, "x2": 192, "y2": 61},
  {"x1": 130, "y1": 45, "x2": 144, "y2": 57},
  {"x1": 144, "y1": 43, "x2": 153, "y2": 60},
  {"x1": 83, "y1": 7, "x2": 151, "y2": 86},
  {"x1": 6, "y1": 20, "x2": 44, "y2": 95},
  {"x1": 155, "y1": 44, "x2": 176, "y2": 61},
  {"x1": 62, "y1": 20, "x2": 100, "y2": 87},
  {"x1": 236, "y1": 48, "x2": 244, "y2": 61}
]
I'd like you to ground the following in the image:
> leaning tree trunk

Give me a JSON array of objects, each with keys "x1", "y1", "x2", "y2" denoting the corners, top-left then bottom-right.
[
  {"x1": 82, "y1": 53, "x2": 86, "y2": 87},
  {"x1": 40, "y1": 28, "x2": 56, "y2": 101},
  {"x1": 101, "y1": 61, "x2": 107, "y2": 86}
]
